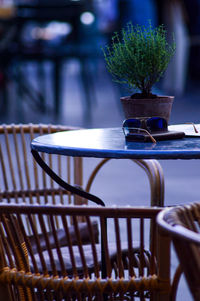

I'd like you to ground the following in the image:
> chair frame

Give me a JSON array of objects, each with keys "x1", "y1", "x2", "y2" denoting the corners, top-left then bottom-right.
[{"x1": 157, "y1": 202, "x2": 200, "y2": 301}]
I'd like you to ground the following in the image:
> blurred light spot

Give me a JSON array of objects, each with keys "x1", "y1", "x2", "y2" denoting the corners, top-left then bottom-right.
[
  {"x1": 31, "y1": 22, "x2": 72, "y2": 40},
  {"x1": 80, "y1": 12, "x2": 95, "y2": 25}
]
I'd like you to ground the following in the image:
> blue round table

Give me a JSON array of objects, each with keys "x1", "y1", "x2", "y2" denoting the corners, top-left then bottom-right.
[
  {"x1": 31, "y1": 124, "x2": 200, "y2": 206},
  {"x1": 31, "y1": 125, "x2": 200, "y2": 160}
]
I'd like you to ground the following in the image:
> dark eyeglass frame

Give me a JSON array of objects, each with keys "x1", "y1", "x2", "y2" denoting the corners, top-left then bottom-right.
[
  {"x1": 122, "y1": 126, "x2": 157, "y2": 143},
  {"x1": 123, "y1": 117, "x2": 168, "y2": 133}
]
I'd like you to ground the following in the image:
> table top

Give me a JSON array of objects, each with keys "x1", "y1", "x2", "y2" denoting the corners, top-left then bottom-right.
[{"x1": 31, "y1": 125, "x2": 200, "y2": 160}]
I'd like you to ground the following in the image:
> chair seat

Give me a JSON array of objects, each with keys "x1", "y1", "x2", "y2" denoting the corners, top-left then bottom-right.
[
  {"x1": 29, "y1": 221, "x2": 99, "y2": 254},
  {"x1": 32, "y1": 242, "x2": 151, "y2": 276}
]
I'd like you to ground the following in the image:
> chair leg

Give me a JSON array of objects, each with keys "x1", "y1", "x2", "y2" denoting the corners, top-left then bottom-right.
[
  {"x1": 79, "y1": 57, "x2": 93, "y2": 118},
  {"x1": 15, "y1": 64, "x2": 24, "y2": 120},
  {"x1": 0, "y1": 84, "x2": 8, "y2": 116},
  {"x1": 14, "y1": 62, "x2": 45, "y2": 114},
  {"x1": 37, "y1": 61, "x2": 46, "y2": 112},
  {"x1": 54, "y1": 58, "x2": 62, "y2": 115}
]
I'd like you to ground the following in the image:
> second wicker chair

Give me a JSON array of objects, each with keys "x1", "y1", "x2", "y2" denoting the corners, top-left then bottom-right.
[
  {"x1": 157, "y1": 202, "x2": 200, "y2": 301},
  {"x1": 0, "y1": 203, "x2": 170, "y2": 301}
]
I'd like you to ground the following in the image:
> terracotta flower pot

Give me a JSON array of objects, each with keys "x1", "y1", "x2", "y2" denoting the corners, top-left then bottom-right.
[{"x1": 120, "y1": 96, "x2": 174, "y2": 124}]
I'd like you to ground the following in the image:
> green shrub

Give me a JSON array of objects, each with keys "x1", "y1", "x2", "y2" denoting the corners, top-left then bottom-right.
[{"x1": 102, "y1": 21, "x2": 176, "y2": 98}]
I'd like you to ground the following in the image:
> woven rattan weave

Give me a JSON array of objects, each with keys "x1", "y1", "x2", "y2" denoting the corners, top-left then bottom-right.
[
  {"x1": 157, "y1": 202, "x2": 200, "y2": 300},
  {"x1": 0, "y1": 204, "x2": 170, "y2": 301}
]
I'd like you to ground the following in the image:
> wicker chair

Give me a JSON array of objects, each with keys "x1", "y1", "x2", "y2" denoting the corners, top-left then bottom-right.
[
  {"x1": 157, "y1": 202, "x2": 200, "y2": 301},
  {"x1": 0, "y1": 123, "x2": 164, "y2": 211},
  {"x1": 0, "y1": 124, "x2": 84, "y2": 205},
  {"x1": 0, "y1": 203, "x2": 170, "y2": 301}
]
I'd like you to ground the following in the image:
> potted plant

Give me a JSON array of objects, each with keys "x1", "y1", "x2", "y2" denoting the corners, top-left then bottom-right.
[{"x1": 102, "y1": 21, "x2": 176, "y2": 124}]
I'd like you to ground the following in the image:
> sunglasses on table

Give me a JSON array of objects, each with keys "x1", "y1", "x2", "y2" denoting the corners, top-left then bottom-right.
[
  {"x1": 122, "y1": 117, "x2": 168, "y2": 143},
  {"x1": 123, "y1": 117, "x2": 168, "y2": 132}
]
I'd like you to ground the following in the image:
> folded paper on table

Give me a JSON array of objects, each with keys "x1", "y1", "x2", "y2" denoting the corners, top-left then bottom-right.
[{"x1": 169, "y1": 124, "x2": 200, "y2": 137}]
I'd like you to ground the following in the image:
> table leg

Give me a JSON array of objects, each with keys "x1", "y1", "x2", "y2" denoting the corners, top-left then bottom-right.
[{"x1": 31, "y1": 149, "x2": 105, "y2": 207}]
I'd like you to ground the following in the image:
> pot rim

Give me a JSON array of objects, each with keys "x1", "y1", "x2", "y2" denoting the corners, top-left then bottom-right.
[{"x1": 120, "y1": 95, "x2": 174, "y2": 104}]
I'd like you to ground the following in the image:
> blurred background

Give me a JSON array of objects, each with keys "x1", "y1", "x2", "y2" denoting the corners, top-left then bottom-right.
[
  {"x1": 0, "y1": 0, "x2": 200, "y2": 127},
  {"x1": 0, "y1": 1, "x2": 200, "y2": 299}
]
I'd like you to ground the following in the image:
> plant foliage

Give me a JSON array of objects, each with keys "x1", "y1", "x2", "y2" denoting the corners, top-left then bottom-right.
[{"x1": 102, "y1": 21, "x2": 176, "y2": 97}]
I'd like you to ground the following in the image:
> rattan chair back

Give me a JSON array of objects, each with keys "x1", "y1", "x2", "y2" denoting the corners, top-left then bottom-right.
[
  {"x1": 0, "y1": 204, "x2": 170, "y2": 301},
  {"x1": 0, "y1": 124, "x2": 86, "y2": 224},
  {"x1": 0, "y1": 124, "x2": 84, "y2": 204},
  {"x1": 157, "y1": 202, "x2": 200, "y2": 301}
]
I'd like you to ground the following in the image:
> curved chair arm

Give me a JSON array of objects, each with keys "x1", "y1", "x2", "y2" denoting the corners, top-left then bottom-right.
[
  {"x1": 157, "y1": 203, "x2": 200, "y2": 300},
  {"x1": 85, "y1": 159, "x2": 164, "y2": 207}
]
